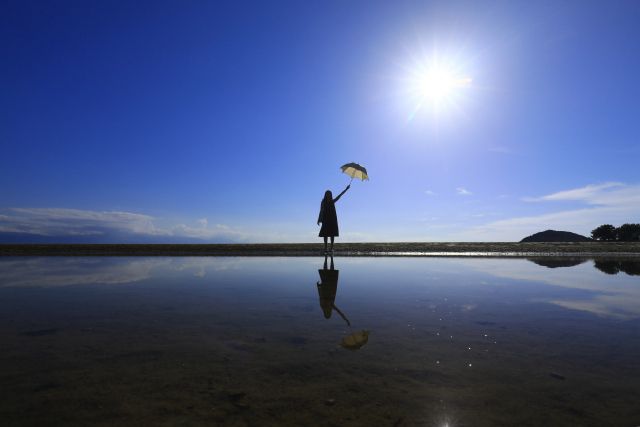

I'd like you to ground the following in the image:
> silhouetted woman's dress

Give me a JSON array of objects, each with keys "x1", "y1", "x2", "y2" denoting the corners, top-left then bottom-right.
[
  {"x1": 318, "y1": 198, "x2": 339, "y2": 237},
  {"x1": 317, "y1": 267, "x2": 339, "y2": 319},
  {"x1": 316, "y1": 256, "x2": 350, "y2": 325}
]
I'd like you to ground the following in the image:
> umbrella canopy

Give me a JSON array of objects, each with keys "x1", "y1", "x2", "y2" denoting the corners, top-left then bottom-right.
[
  {"x1": 340, "y1": 162, "x2": 369, "y2": 181},
  {"x1": 340, "y1": 330, "x2": 369, "y2": 350}
]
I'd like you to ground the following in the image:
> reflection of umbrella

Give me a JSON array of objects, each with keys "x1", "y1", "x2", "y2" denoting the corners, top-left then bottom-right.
[
  {"x1": 340, "y1": 162, "x2": 369, "y2": 183},
  {"x1": 340, "y1": 330, "x2": 369, "y2": 350}
]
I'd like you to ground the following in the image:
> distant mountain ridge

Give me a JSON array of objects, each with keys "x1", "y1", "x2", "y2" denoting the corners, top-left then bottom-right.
[{"x1": 520, "y1": 230, "x2": 591, "y2": 243}]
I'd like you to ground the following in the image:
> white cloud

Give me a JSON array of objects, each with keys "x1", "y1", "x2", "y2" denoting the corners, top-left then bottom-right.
[
  {"x1": 456, "y1": 182, "x2": 640, "y2": 241},
  {"x1": 527, "y1": 182, "x2": 640, "y2": 210},
  {"x1": 171, "y1": 222, "x2": 244, "y2": 240},
  {"x1": 0, "y1": 208, "x2": 246, "y2": 242},
  {"x1": 456, "y1": 187, "x2": 472, "y2": 196},
  {"x1": 522, "y1": 182, "x2": 628, "y2": 203},
  {"x1": 425, "y1": 190, "x2": 437, "y2": 196},
  {"x1": 0, "y1": 208, "x2": 163, "y2": 236}
]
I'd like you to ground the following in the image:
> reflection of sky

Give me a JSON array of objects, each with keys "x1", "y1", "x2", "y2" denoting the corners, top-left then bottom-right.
[
  {"x1": 1, "y1": 256, "x2": 638, "y2": 320},
  {"x1": 455, "y1": 258, "x2": 640, "y2": 320},
  {"x1": 0, "y1": 257, "x2": 319, "y2": 288},
  {"x1": 0, "y1": 257, "x2": 239, "y2": 288},
  {"x1": 0, "y1": 257, "x2": 161, "y2": 287}
]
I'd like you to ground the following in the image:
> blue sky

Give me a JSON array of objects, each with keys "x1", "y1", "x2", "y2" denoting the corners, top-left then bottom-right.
[{"x1": 1, "y1": 1, "x2": 639, "y2": 243}]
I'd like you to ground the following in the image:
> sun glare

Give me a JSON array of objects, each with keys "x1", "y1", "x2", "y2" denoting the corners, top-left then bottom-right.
[
  {"x1": 403, "y1": 55, "x2": 472, "y2": 119},
  {"x1": 416, "y1": 66, "x2": 471, "y2": 103}
]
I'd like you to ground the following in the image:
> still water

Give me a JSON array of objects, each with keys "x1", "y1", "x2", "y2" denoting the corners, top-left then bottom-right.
[{"x1": 0, "y1": 256, "x2": 639, "y2": 426}]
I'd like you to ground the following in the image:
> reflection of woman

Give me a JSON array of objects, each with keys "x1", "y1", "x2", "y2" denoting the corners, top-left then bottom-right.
[
  {"x1": 317, "y1": 185, "x2": 350, "y2": 254},
  {"x1": 316, "y1": 255, "x2": 350, "y2": 325}
]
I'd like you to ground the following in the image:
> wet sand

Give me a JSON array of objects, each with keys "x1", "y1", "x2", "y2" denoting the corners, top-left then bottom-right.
[
  {"x1": 1, "y1": 256, "x2": 639, "y2": 426},
  {"x1": 2, "y1": 242, "x2": 640, "y2": 257}
]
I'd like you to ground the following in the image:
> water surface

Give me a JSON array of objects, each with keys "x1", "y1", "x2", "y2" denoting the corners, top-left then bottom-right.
[{"x1": 1, "y1": 256, "x2": 639, "y2": 426}]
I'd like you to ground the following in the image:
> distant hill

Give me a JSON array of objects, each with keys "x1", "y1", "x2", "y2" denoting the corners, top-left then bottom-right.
[
  {"x1": 526, "y1": 257, "x2": 589, "y2": 268},
  {"x1": 520, "y1": 230, "x2": 591, "y2": 243}
]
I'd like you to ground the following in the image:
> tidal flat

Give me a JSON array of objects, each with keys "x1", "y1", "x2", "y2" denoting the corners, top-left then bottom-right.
[
  {"x1": 2, "y1": 242, "x2": 640, "y2": 256},
  {"x1": 0, "y1": 256, "x2": 639, "y2": 426}
]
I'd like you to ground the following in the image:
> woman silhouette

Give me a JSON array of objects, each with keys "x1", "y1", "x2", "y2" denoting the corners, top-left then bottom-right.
[
  {"x1": 317, "y1": 184, "x2": 350, "y2": 254},
  {"x1": 316, "y1": 255, "x2": 350, "y2": 326}
]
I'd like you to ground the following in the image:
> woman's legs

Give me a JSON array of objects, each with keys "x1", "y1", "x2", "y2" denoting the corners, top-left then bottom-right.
[
  {"x1": 323, "y1": 237, "x2": 328, "y2": 253},
  {"x1": 330, "y1": 236, "x2": 334, "y2": 252}
]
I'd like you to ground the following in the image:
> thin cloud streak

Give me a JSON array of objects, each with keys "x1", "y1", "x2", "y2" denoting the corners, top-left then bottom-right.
[
  {"x1": 522, "y1": 182, "x2": 628, "y2": 204},
  {"x1": 456, "y1": 182, "x2": 640, "y2": 241}
]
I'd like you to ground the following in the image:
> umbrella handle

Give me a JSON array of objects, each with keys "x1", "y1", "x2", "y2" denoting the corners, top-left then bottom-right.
[
  {"x1": 333, "y1": 304, "x2": 351, "y2": 327},
  {"x1": 349, "y1": 176, "x2": 354, "y2": 184}
]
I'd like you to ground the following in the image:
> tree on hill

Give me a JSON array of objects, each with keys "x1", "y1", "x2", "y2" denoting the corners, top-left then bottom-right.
[
  {"x1": 591, "y1": 224, "x2": 617, "y2": 241},
  {"x1": 591, "y1": 223, "x2": 640, "y2": 241},
  {"x1": 617, "y1": 223, "x2": 640, "y2": 241}
]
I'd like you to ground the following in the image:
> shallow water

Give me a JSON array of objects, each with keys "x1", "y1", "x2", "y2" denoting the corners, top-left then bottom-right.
[{"x1": 0, "y1": 256, "x2": 639, "y2": 426}]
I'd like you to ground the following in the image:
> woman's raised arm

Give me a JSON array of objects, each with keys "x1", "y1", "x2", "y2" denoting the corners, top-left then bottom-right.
[{"x1": 333, "y1": 184, "x2": 350, "y2": 203}]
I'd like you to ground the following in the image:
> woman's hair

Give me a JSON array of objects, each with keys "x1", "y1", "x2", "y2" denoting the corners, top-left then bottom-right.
[{"x1": 323, "y1": 190, "x2": 333, "y2": 202}]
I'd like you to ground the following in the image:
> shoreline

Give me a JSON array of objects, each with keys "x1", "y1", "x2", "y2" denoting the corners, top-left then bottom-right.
[{"x1": 2, "y1": 242, "x2": 640, "y2": 257}]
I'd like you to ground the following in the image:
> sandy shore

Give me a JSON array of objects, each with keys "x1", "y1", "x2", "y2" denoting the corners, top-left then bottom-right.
[{"x1": 1, "y1": 242, "x2": 640, "y2": 256}]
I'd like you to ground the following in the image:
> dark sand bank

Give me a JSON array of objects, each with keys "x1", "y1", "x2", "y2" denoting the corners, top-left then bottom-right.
[{"x1": 2, "y1": 242, "x2": 640, "y2": 256}]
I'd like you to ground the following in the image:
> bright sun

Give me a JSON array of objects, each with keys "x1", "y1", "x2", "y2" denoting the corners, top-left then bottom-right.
[
  {"x1": 404, "y1": 56, "x2": 472, "y2": 117},
  {"x1": 416, "y1": 66, "x2": 472, "y2": 103}
]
